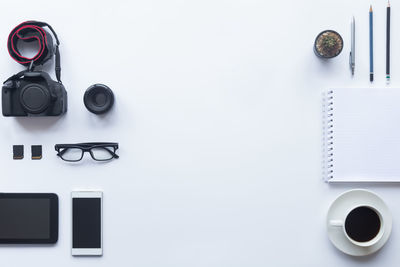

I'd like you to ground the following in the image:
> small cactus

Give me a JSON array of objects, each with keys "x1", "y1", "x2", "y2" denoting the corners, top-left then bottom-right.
[
  {"x1": 314, "y1": 31, "x2": 343, "y2": 58},
  {"x1": 321, "y1": 35, "x2": 338, "y2": 50}
]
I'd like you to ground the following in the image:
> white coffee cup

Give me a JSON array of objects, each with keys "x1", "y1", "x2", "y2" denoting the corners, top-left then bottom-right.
[{"x1": 329, "y1": 205, "x2": 384, "y2": 248}]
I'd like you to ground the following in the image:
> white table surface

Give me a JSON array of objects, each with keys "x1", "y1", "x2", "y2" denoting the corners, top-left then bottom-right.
[{"x1": 1, "y1": 0, "x2": 400, "y2": 266}]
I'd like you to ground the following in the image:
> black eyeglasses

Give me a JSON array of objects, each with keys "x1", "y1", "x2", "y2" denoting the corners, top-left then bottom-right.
[{"x1": 55, "y1": 142, "x2": 119, "y2": 162}]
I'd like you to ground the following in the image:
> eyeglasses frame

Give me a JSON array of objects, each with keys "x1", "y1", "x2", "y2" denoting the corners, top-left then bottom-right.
[{"x1": 54, "y1": 142, "x2": 119, "y2": 162}]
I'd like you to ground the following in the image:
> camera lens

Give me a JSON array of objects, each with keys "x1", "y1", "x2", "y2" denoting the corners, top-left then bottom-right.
[
  {"x1": 84, "y1": 84, "x2": 114, "y2": 114},
  {"x1": 20, "y1": 84, "x2": 50, "y2": 114}
]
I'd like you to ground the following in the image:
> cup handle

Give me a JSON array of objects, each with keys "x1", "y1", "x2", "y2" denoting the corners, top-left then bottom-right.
[{"x1": 329, "y1": 220, "x2": 343, "y2": 227}]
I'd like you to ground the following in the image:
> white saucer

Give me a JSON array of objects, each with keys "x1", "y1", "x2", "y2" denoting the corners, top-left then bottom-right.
[{"x1": 326, "y1": 189, "x2": 392, "y2": 256}]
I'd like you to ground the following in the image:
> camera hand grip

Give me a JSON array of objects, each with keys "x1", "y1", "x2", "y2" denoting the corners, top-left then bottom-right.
[{"x1": 2, "y1": 87, "x2": 12, "y2": 116}]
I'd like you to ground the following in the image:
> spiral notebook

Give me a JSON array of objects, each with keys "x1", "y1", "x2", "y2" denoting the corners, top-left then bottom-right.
[{"x1": 323, "y1": 88, "x2": 400, "y2": 182}]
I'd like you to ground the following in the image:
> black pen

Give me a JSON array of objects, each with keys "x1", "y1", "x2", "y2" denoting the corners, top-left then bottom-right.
[
  {"x1": 369, "y1": 5, "x2": 374, "y2": 82},
  {"x1": 386, "y1": 1, "x2": 391, "y2": 83}
]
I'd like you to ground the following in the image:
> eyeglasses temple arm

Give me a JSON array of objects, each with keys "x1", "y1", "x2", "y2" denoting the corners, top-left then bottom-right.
[{"x1": 101, "y1": 147, "x2": 119, "y2": 159}]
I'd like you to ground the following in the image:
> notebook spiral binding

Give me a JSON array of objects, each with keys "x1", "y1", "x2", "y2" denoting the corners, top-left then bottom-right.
[{"x1": 322, "y1": 90, "x2": 334, "y2": 182}]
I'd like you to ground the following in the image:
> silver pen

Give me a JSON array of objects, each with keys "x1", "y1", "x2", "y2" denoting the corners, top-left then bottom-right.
[{"x1": 349, "y1": 16, "x2": 355, "y2": 75}]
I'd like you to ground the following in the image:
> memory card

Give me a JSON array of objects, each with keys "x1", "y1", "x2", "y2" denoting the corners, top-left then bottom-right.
[
  {"x1": 13, "y1": 145, "x2": 24, "y2": 160},
  {"x1": 31, "y1": 145, "x2": 42, "y2": 160}
]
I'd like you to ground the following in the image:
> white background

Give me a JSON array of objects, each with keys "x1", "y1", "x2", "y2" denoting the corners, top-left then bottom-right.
[{"x1": 0, "y1": 0, "x2": 399, "y2": 266}]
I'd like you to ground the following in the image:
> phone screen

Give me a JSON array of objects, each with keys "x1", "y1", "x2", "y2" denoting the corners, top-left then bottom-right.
[{"x1": 72, "y1": 197, "x2": 101, "y2": 248}]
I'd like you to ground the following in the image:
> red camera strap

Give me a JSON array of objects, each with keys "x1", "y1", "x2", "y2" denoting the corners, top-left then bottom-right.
[{"x1": 7, "y1": 21, "x2": 62, "y2": 83}]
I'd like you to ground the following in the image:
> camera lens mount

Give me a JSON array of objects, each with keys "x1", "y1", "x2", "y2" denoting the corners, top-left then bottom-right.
[{"x1": 19, "y1": 83, "x2": 50, "y2": 114}]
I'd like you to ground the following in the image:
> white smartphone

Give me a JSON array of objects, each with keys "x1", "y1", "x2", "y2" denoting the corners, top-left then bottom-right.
[{"x1": 71, "y1": 191, "x2": 103, "y2": 256}]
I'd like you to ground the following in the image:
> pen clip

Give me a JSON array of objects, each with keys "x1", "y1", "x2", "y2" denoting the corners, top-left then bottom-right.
[{"x1": 349, "y1": 51, "x2": 352, "y2": 68}]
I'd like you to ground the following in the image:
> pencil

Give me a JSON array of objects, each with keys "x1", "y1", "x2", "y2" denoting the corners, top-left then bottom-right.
[
  {"x1": 386, "y1": 1, "x2": 391, "y2": 83},
  {"x1": 370, "y1": 5, "x2": 374, "y2": 82}
]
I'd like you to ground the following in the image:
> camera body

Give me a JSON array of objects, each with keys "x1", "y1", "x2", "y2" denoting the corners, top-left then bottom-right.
[{"x1": 2, "y1": 71, "x2": 67, "y2": 116}]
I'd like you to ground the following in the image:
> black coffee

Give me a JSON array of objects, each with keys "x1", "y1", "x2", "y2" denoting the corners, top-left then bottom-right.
[{"x1": 344, "y1": 206, "x2": 381, "y2": 242}]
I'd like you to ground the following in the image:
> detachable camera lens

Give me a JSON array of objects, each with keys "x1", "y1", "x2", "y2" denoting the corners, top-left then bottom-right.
[
  {"x1": 84, "y1": 84, "x2": 114, "y2": 114},
  {"x1": 19, "y1": 83, "x2": 51, "y2": 114}
]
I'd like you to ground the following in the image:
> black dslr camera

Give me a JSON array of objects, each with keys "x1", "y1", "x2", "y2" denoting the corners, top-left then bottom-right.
[
  {"x1": 2, "y1": 71, "x2": 67, "y2": 116},
  {"x1": 2, "y1": 21, "x2": 67, "y2": 117}
]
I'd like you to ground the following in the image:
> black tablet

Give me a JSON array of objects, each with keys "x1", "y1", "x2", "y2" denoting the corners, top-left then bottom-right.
[{"x1": 0, "y1": 193, "x2": 58, "y2": 244}]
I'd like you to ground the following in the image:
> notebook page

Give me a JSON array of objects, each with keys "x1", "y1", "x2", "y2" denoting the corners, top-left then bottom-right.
[{"x1": 329, "y1": 88, "x2": 400, "y2": 182}]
